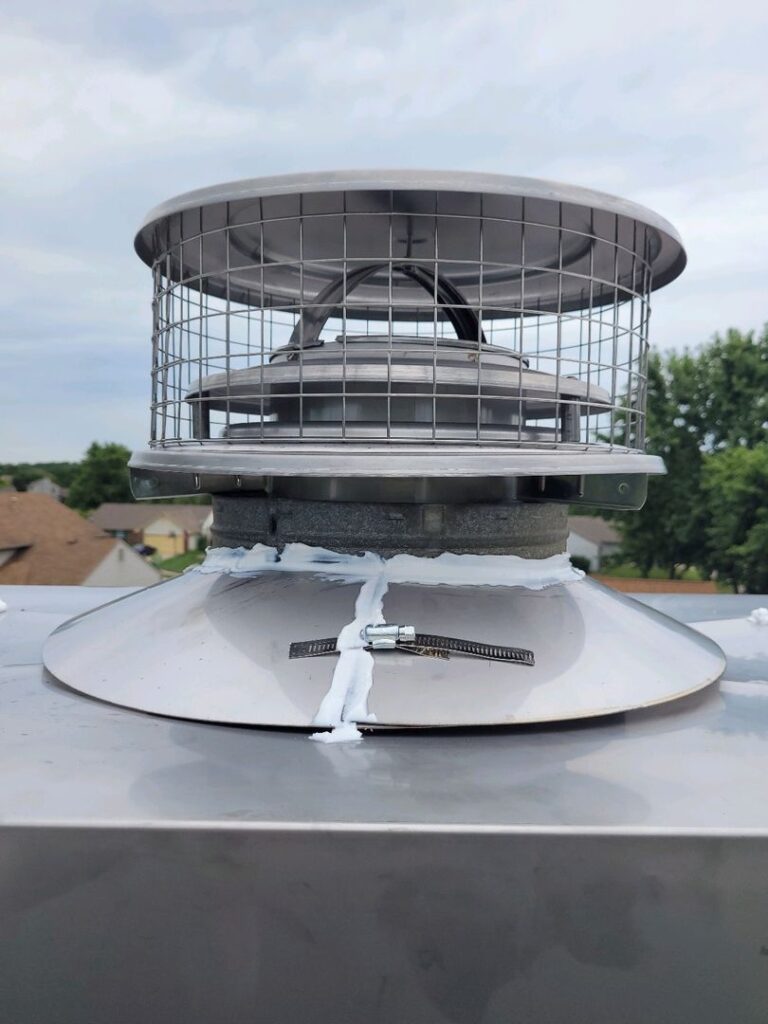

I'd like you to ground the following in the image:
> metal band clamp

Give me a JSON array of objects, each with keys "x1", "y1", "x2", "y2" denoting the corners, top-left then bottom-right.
[{"x1": 289, "y1": 624, "x2": 534, "y2": 665}]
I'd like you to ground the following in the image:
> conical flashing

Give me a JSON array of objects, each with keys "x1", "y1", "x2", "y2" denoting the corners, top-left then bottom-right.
[{"x1": 44, "y1": 545, "x2": 725, "y2": 733}]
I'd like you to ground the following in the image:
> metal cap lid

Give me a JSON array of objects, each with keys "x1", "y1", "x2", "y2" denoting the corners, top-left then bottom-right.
[{"x1": 135, "y1": 170, "x2": 686, "y2": 316}]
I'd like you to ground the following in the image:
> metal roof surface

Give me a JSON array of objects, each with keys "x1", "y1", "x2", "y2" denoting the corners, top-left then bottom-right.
[{"x1": 1, "y1": 585, "x2": 767, "y2": 831}]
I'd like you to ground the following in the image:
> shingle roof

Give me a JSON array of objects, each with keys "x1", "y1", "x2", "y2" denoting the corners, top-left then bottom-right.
[
  {"x1": 0, "y1": 493, "x2": 118, "y2": 585},
  {"x1": 567, "y1": 515, "x2": 621, "y2": 547},
  {"x1": 90, "y1": 502, "x2": 211, "y2": 533}
]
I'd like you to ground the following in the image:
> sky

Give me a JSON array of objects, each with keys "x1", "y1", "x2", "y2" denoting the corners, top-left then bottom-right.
[{"x1": 2, "y1": 0, "x2": 767, "y2": 461}]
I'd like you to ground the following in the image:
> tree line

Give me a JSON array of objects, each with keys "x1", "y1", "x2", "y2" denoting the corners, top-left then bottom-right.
[
  {"x1": 618, "y1": 326, "x2": 768, "y2": 592},
  {"x1": 3, "y1": 443, "x2": 209, "y2": 511},
  {"x1": 2, "y1": 443, "x2": 134, "y2": 509}
]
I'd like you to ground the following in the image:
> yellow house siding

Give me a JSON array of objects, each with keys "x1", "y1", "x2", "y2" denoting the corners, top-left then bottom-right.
[
  {"x1": 145, "y1": 532, "x2": 186, "y2": 558},
  {"x1": 143, "y1": 516, "x2": 188, "y2": 558}
]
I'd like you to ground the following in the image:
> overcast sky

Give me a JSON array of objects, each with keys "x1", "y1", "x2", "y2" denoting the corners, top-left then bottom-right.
[{"x1": 2, "y1": 0, "x2": 766, "y2": 461}]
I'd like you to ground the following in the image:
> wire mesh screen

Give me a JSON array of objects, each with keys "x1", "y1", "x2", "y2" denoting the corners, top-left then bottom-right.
[{"x1": 147, "y1": 189, "x2": 653, "y2": 452}]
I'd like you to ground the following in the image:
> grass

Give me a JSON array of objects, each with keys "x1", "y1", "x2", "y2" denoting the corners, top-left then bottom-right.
[{"x1": 154, "y1": 550, "x2": 205, "y2": 573}]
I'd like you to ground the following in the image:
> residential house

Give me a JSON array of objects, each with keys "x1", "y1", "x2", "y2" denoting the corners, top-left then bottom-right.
[
  {"x1": 0, "y1": 493, "x2": 161, "y2": 586},
  {"x1": 567, "y1": 516, "x2": 622, "y2": 572},
  {"x1": 27, "y1": 476, "x2": 68, "y2": 501},
  {"x1": 90, "y1": 503, "x2": 213, "y2": 559}
]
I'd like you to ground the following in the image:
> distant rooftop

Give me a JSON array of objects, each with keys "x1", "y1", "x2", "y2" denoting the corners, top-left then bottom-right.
[
  {"x1": 0, "y1": 493, "x2": 119, "y2": 585},
  {"x1": 91, "y1": 502, "x2": 211, "y2": 534},
  {"x1": 567, "y1": 515, "x2": 621, "y2": 546}
]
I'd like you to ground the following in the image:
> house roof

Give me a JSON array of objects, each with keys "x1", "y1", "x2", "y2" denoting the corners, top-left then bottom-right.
[
  {"x1": 27, "y1": 476, "x2": 68, "y2": 495},
  {"x1": 0, "y1": 493, "x2": 118, "y2": 585},
  {"x1": 90, "y1": 502, "x2": 211, "y2": 534},
  {"x1": 567, "y1": 515, "x2": 621, "y2": 547}
]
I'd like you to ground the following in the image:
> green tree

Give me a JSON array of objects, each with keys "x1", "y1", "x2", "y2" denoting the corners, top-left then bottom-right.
[
  {"x1": 38, "y1": 462, "x2": 81, "y2": 488},
  {"x1": 67, "y1": 442, "x2": 134, "y2": 511},
  {"x1": 697, "y1": 326, "x2": 768, "y2": 450},
  {"x1": 617, "y1": 351, "x2": 706, "y2": 577},
  {"x1": 617, "y1": 326, "x2": 768, "y2": 579},
  {"x1": 1, "y1": 462, "x2": 82, "y2": 489},
  {"x1": 702, "y1": 444, "x2": 768, "y2": 593},
  {"x1": 10, "y1": 466, "x2": 45, "y2": 492}
]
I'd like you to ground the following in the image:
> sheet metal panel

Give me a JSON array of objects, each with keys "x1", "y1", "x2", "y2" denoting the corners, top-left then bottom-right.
[{"x1": 2, "y1": 826, "x2": 766, "y2": 1024}]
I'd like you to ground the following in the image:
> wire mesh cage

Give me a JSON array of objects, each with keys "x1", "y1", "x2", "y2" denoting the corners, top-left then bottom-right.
[{"x1": 135, "y1": 172, "x2": 685, "y2": 461}]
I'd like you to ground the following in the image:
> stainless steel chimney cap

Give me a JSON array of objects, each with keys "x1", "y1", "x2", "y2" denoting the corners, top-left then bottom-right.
[{"x1": 130, "y1": 169, "x2": 684, "y2": 496}]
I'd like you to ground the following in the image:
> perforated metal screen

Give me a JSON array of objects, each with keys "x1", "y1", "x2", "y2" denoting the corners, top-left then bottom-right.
[{"x1": 139, "y1": 182, "x2": 672, "y2": 455}]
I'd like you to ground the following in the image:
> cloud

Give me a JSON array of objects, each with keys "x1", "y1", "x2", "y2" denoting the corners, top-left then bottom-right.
[{"x1": 1, "y1": 0, "x2": 766, "y2": 458}]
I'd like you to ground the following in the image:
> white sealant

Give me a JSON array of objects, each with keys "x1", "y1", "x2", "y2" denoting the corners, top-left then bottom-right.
[
  {"x1": 196, "y1": 543, "x2": 581, "y2": 590},
  {"x1": 0, "y1": 598, "x2": 7, "y2": 614},
  {"x1": 309, "y1": 566, "x2": 389, "y2": 743},
  {"x1": 194, "y1": 544, "x2": 278, "y2": 574},
  {"x1": 193, "y1": 542, "x2": 583, "y2": 743},
  {"x1": 748, "y1": 607, "x2": 768, "y2": 626}
]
